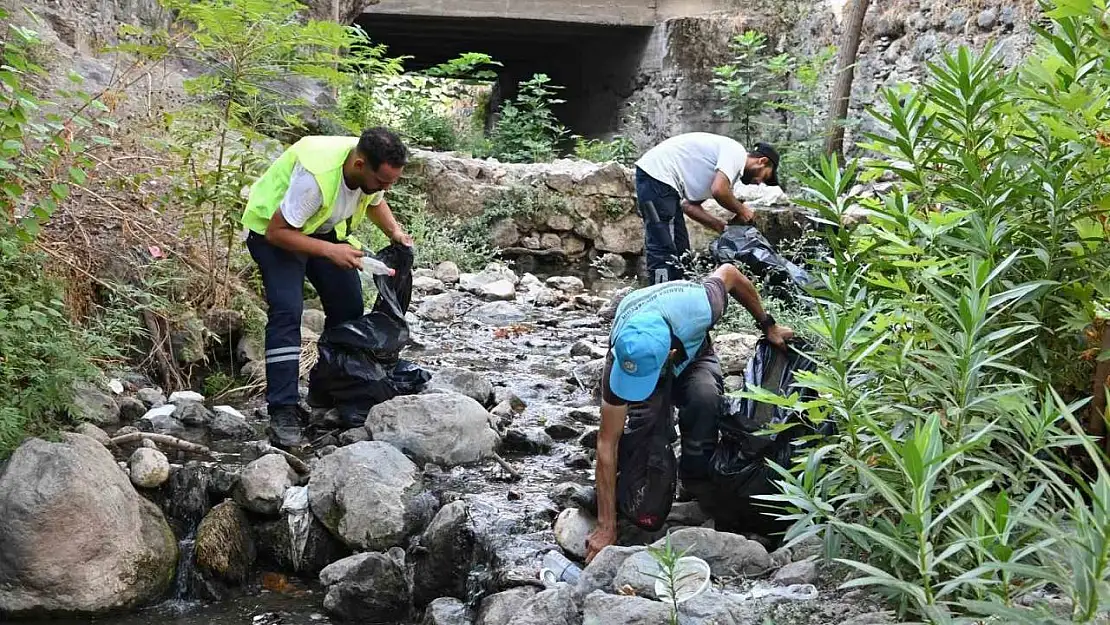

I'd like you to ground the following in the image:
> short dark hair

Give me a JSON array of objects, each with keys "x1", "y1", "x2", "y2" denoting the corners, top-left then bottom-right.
[
  {"x1": 357, "y1": 127, "x2": 408, "y2": 170},
  {"x1": 750, "y1": 141, "x2": 781, "y2": 189}
]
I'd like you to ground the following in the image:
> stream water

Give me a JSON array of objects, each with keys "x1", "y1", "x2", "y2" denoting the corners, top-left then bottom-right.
[{"x1": 31, "y1": 267, "x2": 635, "y2": 625}]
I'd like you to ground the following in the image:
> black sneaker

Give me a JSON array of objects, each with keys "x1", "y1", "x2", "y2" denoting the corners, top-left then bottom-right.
[{"x1": 267, "y1": 404, "x2": 309, "y2": 451}]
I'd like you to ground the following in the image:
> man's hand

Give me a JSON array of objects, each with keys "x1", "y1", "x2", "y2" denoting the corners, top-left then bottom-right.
[
  {"x1": 586, "y1": 525, "x2": 618, "y2": 563},
  {"x1": 731, "y1": 204, "x2": 755, "y2": 224},
  {"x1": 390, "y1": 229, "x2": 414, "y2": 247},
  {"x1": 327, "y1": 243, "x2": 364, "y2": 269},
  {"x1": 766, "y1": 323, "x2": 795, "y2": 350}
]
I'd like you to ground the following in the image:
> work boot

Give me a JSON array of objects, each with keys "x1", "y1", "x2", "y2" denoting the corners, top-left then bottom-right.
[{"x1": 266, "y1": 404, "x2": 309, "y2": 451}]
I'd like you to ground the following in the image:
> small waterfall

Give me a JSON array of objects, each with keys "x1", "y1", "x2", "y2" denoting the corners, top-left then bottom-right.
[{"x1": 161, "y1": 536, "x2": 202, "y2": 614}]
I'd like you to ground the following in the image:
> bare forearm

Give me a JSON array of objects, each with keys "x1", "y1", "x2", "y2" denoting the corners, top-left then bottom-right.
[
  {"x1": 715, "y1": 264, "x2": 769, "y2": 323},
  {"x1": 266, "y1": 226, "x2": 334, "y2": 258},
  {"x1": 713, "y1": 191, "x2": 751, "y2": 221},
  {"x1": 595, "y1": 445, "x2": 618, "y2": 530},
  {"x1": 368, "y1": 201, "x2": 402, "y2": 238},
  {"x1": 682, "y1": 201, "x2": 727, "y2": 233}
]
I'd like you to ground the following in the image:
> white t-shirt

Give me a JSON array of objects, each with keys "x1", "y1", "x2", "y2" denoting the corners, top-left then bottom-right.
[
  {"x1": 280, "y1": 163, "x2": 383, "y2": 233},
  {"x1": 635, "y1": 133, "x2": 749, "y2": 203}
]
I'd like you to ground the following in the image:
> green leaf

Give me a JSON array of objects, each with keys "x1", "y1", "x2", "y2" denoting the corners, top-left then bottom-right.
[{"x1": 68, "y1": 167, "x2": 87, "y2": 185}]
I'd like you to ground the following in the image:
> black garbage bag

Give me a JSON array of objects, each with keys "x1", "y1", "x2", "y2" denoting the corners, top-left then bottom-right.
[
  {"x1": 308, "y1": 244, "x2": 430, "y2": 425},
  {"x1": 710, "y1": 224, "x2": 812, "y2": 290},
  {"x1": 709, "y1": 339, "x2": 833, "y2": 541},
  {"x1": 616, "y1": 372, "x2": 677, "y2": 532}
]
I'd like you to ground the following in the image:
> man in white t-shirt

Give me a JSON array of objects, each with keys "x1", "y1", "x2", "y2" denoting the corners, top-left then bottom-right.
[
  {"x1": 634, "y1": 133, "x2": 781, "y2": 284},
  {"x1": 240, "y1": 127, "x2": 412, "y2": 449}
]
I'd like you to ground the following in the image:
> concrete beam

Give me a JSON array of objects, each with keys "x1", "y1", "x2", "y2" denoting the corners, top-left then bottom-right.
[{"x1": 363, "y1": 0, "x2": 659, "y2": 26}]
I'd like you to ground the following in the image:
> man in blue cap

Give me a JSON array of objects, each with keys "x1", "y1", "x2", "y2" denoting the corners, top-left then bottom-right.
[{"x1": 584, "y1": 263, "x2": 793, "y2": 562}]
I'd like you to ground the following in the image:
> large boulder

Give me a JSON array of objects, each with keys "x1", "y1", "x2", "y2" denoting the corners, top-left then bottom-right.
[
  {"x1": 554, "y1": 508, "x2": 596, "y2": 559},
  {"x1": 253, "y1": 514, "x2": 349, "y2": 576},
  {"x1": 505, "y1": 584, "x2": 579, "y2": 625},
  {"x1": 366, "y1": 394, "x2": 499, "y2": 466},
  {"x1": 714, "y1": 333, "x2": 760, "y2": 375},
  {"x1": 412, "y1": 501, "x2": 477, "y2": 606},
  {"x1": 427, "y1": 367, "x2": 495, "y2": 406},
  {"x1": 0, "y1": 434, "x2": 177, "y2": 616},
  {"x1": 581, "y1": 591, "x2": 672, "y2": 625},
  {"x1": 418, "y1": 292, "x2": 464, "y2": 322},
  {"x1": 575, "y1": 546, "x2": 643, "y2": 600},
  {"x1": 233, "y1": 454, "x2": 296, "y2": 516},
  {"x1": 651, "y1": 528, "x2": 770, "y2": 577},
  {"x1": 594, "y1": 214, "x2": 644, "y2": 254},
  {"x1": 71, "y1": 381, "x2": 120, "y2": 426},
  {"x1": 477, "y1": 586, "x2": 539, "y2": 625},
  {"x1": 194, "y1": 501, "x2": 256, "y2": 599},
  {"x1": 309, "y1": 441, "x2": 426, "y2": 551},
  {"x1": 320, "y1": 549, "x2": 411, "y2": 623}
]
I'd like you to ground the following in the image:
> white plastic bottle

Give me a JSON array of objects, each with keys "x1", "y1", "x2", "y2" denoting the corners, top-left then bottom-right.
[
  {"x1": 540, "y1": 551, "x2": 582, "y2": 586},
  {"x1": 361, "y1": 256, "x2": 395, "y2": 277}
]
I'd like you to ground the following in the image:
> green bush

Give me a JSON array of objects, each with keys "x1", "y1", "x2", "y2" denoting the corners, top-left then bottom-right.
[
  {"x1": 482, "y1": 74, "x2": 568, "y2": 163},
  {"x1": 572, "y1": 134, "x2": 638, "y2": 166},
  {"x1": 758, "y1": 3, "x2": 1110, "y2": 621}
]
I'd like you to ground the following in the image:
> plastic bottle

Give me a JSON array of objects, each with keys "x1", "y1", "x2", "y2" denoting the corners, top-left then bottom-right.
[
  {"x1": 540, "y1": 551, "x2": 582, "y2": 586},
  {"x1": 361, "y1": 256, "x2": 395, "y2": 277}
]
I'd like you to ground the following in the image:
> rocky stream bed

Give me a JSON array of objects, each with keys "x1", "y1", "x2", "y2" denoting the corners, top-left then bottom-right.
[{"x1": 1, "y1": 261, "x2": 895, "y2": 625}]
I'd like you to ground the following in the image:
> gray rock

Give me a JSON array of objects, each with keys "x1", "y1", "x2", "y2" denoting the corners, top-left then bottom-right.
[
  {"x1": 595, "y1": 214, "x2": 644, "y2": 254},
  {"x1": 582, "y1": 591, "x2": 672, "y2": 625},
  {"x1": 873, "y1": 15, "x2": 905, "y2": 39},
  {"x1": 418, "y1": 292, "x2": 463, "y2": 322},
  {"x1": 506, "y1": 584, "x2": 578, "y2": 625},
  {"x1": 169, "y1": 390, "x2": 205, "y2": 404},
  {"x1": 367, "y1": 393, "x2": 499, "y2": 466},
  {"x1": 667, "y1": 501, "x2": 708, "y2": 527},
  {"x1": 434, "y1": 261, "x2": 461, "y2": 284},
  {"x1": 128, "y1": 447, "x2": 170, "y2": 489},
  {"x1": 554, "y1": 507, "x2": 596, "y2": 559},
  {"x1": 545, "y1": 419, "x2": 583, "y2": 440},
  {"x1": 412, "y1": 501, "x2": 476, "y2": 606},
  {"x1": 613, "y1": 550, "x2": 664, "y2": 596},
  {"x1": 715, "y1": 333, "x2": 758, "y2": 375},
  {"x1": 209, "y1": 406, "x2": 255, "y2": 440},
  {"x1": 977, "y1": 8, "x2": 997, "y2": 30},
  {"x1": 569, "y1": 406, "x2": 601, "y2": 424},
  {"x1": 427, "y1": 367, "x2": 495, "y2": 406},
  {"x1": 233, "y1": 454, "x2": 296, "y2": 515},
  {"x1": 0, "y1": 434, "x2": 177, "y2": 616},
  {"x1": 117, "y1": 397, "x2": 147, "y2": 423},
  {"x1": 194, "y1": 501, "x2": 255, "y2": 599},
  {"x1": 575, "y1": 545, "x2": 643, "y2": 599},
  {"x1": 774, "y1": 558, "x2": 817, "y2": 586},
  {"x1": 236, "y1": 335, "x2": 263, "y2": 363},
  {"x1": 579, "y1": 429, "x2": 599, "y2": 449},
  {"x1": 769, "y1": 546, "x2": 791, "y2": 569},
  {"x1": 320, "y1": 550, "x2": 411, "y2": 623},
  {"x1": 572, "y1": 359, "x2": 606, "y2": 396},
  {"x1": 71, "y1": 382, "x2": 120, "y2": 426},
  {"x1": 598, "y1": 287, "x2": 633, "y2": 321},
  {"x1": 494, "y1": 388, "x2": 527, "y2": 412},
  {"x1": 203, "y1": 308, "x2": 243, "y2": 337},
  {"x1": 309, "y1": 441, "x2": 425, "y2": 551},
  {"x1": 253, "y1": 514, "x2": 349, "y2": 576},
  {"x1": 138, "y1": 405, "x2": 185, "y2": 437},
  {"x1": 415, "y1": 268, "x2": 436, "y2": 279},
  {"x1": 480, "y1": 279, "x2": 516, "y2": 301},
  {"x1": 946, "y1": 7, "x2": 969, "y2": 31},
  {"x1": 424, "y1": 597, "x2": 474, "y2": 625},
  {"x1": 75, "y1": 423, "x2": 111, "y2": 447},
  {"x1": 301, "y1": 309, "x2": 326, "y2": 335},
  {"x1": 466, "y1": 301, "x2": 527, "y2": 326},
  {"x1": 546, "y1": 276, "x2": 585, "y2": 294},
  {"x1": 477, "y1": 586, "x2": 538, "y2": 625},
  {"x1": 596, "y1": 253, "x2": 627, "y2": 277},
  {"x1": 489, "y1": 219, "x2": 520, "y2": 249},
  {"x1": 503, "y1": 427, "x2": 553, "y2": 454},
  {"x1": 540, "y1": 233, "x2": 562, "y2": 250},
  {"x1": 676, "y1": 587, "x2": 747, "y2": 624},
  {"x1": 339, "y1": 427, "x2": 370, "y2": 446},
  {"x1": 840, "y1": 612, "x2": 897, "y2": 625},
  {"x1": 913, "y1": 32, "x2": 939, "y2": 60},
  {"x1": 461, "y1": 265, "x2": 520, "y2": 294},
  {"x1": 136, "y1": 387, "x2": 166, "y2": 408},
  {"x1": 173, "y1": 400, "x2": 210, "y2": 426},
  {"x1": 570, "y1": 340, "x2": 607, "y2": 359},
  {"x1": 651, "y1": 528, "x2": 770, "y2": 577},
  {"x1": 565, "y1": 452, "x2": 592, "y2": 469},
  {"x1": 414, "y1": 276, "x2": 447, "y2": 294},
  {"x1": 999, "y1": 4, "x2": 1017, "y2": 27}
]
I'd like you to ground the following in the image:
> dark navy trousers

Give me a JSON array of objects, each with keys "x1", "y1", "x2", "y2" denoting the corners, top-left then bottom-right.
[
  {"x1": 246, "y1": 231, "x2": 363, "y2": 410},
  {"x1": 635, "y1": 167, "x2": 690, "y2": 285}
]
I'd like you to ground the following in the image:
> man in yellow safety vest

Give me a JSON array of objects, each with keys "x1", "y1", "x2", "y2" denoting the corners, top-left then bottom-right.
[{"x1": 240, "y1": 127, "x2": 412, "y2": 450}]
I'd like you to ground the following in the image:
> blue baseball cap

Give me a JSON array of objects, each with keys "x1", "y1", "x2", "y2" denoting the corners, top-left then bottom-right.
[{"x1": 610, "y1": 313, "x2": 672, "y2": 402}]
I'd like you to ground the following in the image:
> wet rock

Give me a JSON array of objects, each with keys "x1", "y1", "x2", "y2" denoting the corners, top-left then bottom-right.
[
  {"x1": 424, "y1": 597, "x2": 474, "y2": 625},
  {"x1": 194, "y1": 501, "x2": 255, "y2": 598},
  {"x1": 598, "y1": 286, "x2": 633, "y2": 321},
  {"x1": 652, "y1": 528, "x2": 770, "y2": 577},
  {"x1": 480, "y1": 279, "x2": 517, "y2": 301},
  {"x1": 494, "y1": 388, "x2": 527, "y2": 413},
  {"x1": 434, "y1": 261, "x2": 461, "y2": 284},
  {"x1": 506, "y1": 583, "x2": 578, "y2": 625},
  {"x1": 71, "y1": 381, "x2": 120, "y2": 426},
  {"x1": 565, "y1": 452, "x2": 593, "y2": 469},
  {"x1": 75, "y1": 422, "x2": 111, "y2": 447},
  {"x1": 570, "y1": 340, "x2": 607, "y2": 359},
  {"x1": 128, "y1": 447, "x2": 170, "y2": 489},
  {"x1": 461, "y1": 264, "x2": 520, "y2": 292},
  {"x1": 476, "y1": 586, "x2": 538, "y2": 625},
  {"x1": 545, "y1": 419, "x2": 583, "y2": 440},
  {"x1": 503, "y1": 427, "x2": 553, "y2": 454},
  {"x1": 136, "y1": 387, "x2": 166, "y2": 408},
  {"x1": 774, "y1": 558, "x2": 817, "y2": 586},
  {"x1": 546, "y1": 276, "x2": 585, "y2": 294},
  {"x1": 253, "y1": 514, "x2": 349, "y2": 576},
  {"x1": 203, "y1": 308, "x2": 243, "y2": 337},
  {"x1": 582, "y1": 591, "x2": 672, "y2": 625},
  {"x1": 301, "y1": 309, "x2": 326, "y2": 335},
  {"x1": 427, "y1": 367, "x2": 495, "y2": 406},
  {"x1": 309, "y1": 441, "x2": 425, "y2": 551},
  {"x1": 138, "y1": 405, "x2": 186, "y2": 437},
  {"x1": 414, "y1": 276, "x2": 447, "y2": 293},
  {"x1": 667, "y1": 501, "x2": 709, "y2": 527},
  {"x1": 169, "y1": 390, "x2": 205, "y2": 404},
  {"x1": 320, "y1": 549, "x2": 411, "y2": 623},
  {"x1": 529, "y1": 287, "x2": 563, "y2": 307},
  {"x1": 367, "y1": 393, "x2": 499, "y2": 466},
  {"x1": 549, "y1": 482, "x2": 589, "y2": 509},
  {"x1": 569, "y1": 406, "x2": 601, "y2": 424},
  {"x1": 575, "y1": 545, "x2": 643, "y2": 600},
  {"x1": 0, "y1": 434, "x2": 177, "y2": 616},
  {"x1": 234, "y1": 454, "x2": 296, "y2": 515},
  {"x1": 174, "y1": 400, "x2": 210, "y2": 426},
  {"x1": 715, "y1": 333, "x2": 759, "y2": 375},
  {"x1": 579, "y1": 429, "x2": 599, "y2": 450},
  {"x1": 554, "y1": 508, "x2": 596, "y2": 559},
  {"x1": 412, "y1": 501, "x2": 477, "y2": 606},
  {"x1": 467, "y1": 301, "x2": 527, "y2": 326},
  {"x1": 572, "y1": 358, "x2": 606, "y2": 395},
  {"x1": 519, "y1": 273, "x2": 543, "y2": 290},
  {"x1": 118, "y1": 396, "x2": 147, "y2": 422},
  {"x1": 613, "y1": 550, "x2": 663, "y2": 596},
  {"x1": 210, "y1": 406, "x2": 256, "y2": 440},
  {"x1": 419, "y1": 292, "x2": 463, "y2": 322},
  {"x1": 338, "y1": 427, "x2": 370, "y2": 446}
]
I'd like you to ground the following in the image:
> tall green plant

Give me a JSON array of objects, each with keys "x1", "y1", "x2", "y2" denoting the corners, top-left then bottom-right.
[{"x1": 484, "y1": 73, "x2": 568, "y2": 163}]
